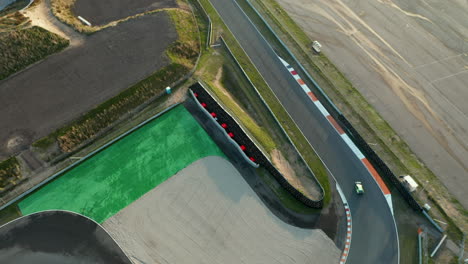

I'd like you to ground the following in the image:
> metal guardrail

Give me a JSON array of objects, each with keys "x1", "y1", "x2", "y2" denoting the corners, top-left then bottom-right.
[
  {"x1": 194, "y1": 0, "x2": 213, "y2": 49},
  {"x1": 418, "y1": 228, "x2": 423, "y2": 264},
  {"x1": 422, "y1": 210, "x2": 444, "y2": 233}
]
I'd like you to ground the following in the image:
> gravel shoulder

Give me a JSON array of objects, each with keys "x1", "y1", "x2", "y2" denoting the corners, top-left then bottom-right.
[
  {"x1": 103, "y1": 156, "x2": 340, "y2": 264},
  {"x1": 0, "y1": 12, "x2": 177, "y2": 160},
  {"x1": 275, "y1": 0, "x2": 468, "y2": 208}
]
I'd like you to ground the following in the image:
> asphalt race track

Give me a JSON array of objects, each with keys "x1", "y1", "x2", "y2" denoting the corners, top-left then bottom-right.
[
  {"x1": 207, "y1": 0, "x2": 399, "y2": 262},
  {"x1": 0, "y1": 211, "x2": 132, "y2": 264}
]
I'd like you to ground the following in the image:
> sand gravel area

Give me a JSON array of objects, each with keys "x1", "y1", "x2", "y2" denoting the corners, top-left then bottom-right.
[
  {"x1": 72, "y1": 0, "x2": 177, "y2": 26},
  {"x1": 275, "y1": 0, "x2": 468, "y2": 207},
  {"x1": 103, "y1": 156, "x2": 339, "y2": 264}
]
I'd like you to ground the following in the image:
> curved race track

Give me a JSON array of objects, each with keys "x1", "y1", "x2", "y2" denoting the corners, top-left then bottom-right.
[
  {"x1": 206, "y1": 0, "x2": 399, "y2": 263},
  {"x1": 0, "y1": 210, "x2": 132, "y2": 264}
]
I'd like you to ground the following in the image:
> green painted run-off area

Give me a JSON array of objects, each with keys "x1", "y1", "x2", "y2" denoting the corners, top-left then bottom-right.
[{"x1": 19, "y1": 105, "x2": 224, "y2": 223}]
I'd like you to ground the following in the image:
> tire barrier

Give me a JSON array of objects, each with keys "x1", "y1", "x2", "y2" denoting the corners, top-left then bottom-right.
[
  {"x1": 190, "y1": 82, "x2": 323, "y2": 208},
  {"x1": 189, "y1": 89, "x2": 259, "y2": 168},
  {"x1": 336, "y1": 115, "x2": 422, "y2": 211}
]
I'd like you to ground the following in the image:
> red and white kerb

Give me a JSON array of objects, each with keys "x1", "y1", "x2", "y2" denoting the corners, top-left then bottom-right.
[
  {"x1": 278, "y1": 56, "x2": 393, "y2": 213},
  {"x1": 341, "y1": 204, "x2": 352, "y2": 264}
]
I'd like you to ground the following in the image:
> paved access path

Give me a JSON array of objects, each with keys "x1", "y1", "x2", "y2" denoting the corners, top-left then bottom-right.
[
  {"x1": 103, "y1": 156, "x2": 340, "y2": 264},
  {"x1": 0, "y1": 12, "x2": 176, "y2": 159}
]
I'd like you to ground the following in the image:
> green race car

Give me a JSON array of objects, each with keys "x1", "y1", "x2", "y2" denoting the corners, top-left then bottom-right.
[{"x1": 355, "y1": 181, "x2": 364, "y2": 194}]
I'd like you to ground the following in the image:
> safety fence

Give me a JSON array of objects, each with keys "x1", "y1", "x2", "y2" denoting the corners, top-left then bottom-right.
[{"x1": 190, "y1": 82, "x2": 323, "y2": 208}]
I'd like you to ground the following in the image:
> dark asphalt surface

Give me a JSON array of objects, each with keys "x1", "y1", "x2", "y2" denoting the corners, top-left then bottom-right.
[
  {"x1": 0, "y1": 211, "x2": 132, "y2": 264},
  {"x1": 73, "y1": 0, "x2": 177, "y2": 25},
  {"x1": 0, "y1": 12, "x2": 176, "y2": 159},
  {"x1": 208, "y1": 0, "x2": 398, "y2": 262}
]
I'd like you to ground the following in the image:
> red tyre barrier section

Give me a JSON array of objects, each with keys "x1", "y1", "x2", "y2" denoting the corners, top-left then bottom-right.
[{"x1": 190, "y1": 83, "x2": 324, "y2": 209}]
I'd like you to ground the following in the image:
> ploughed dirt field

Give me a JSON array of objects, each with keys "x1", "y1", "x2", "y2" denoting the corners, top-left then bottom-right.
[
  {"x1": 0, "y1": 211, "x2": 132, "y2": 264},
  {"x1": 73, "y1": 0, "x2": 177, "y2": 26},
  {"x1": 103, "y1": 156, "x2": 340, "y2": 264},
  {"x1": 276, "y1": 0, "x2": 468, "y2": 207},
  {"x1": 0, "y1": 12, "x2": 177, "y2": 160}
]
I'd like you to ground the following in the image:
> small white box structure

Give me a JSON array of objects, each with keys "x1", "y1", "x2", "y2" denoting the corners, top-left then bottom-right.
[
  {"x1": 423, "y1": 203, "x2": 431, "y2": 211},
  {"x1": 402, "y1": 175, "x2": 419, "y2": 192},
  {"x1": 78, "y1": 16, "x2": 92, "y2": 26},
  {"x1": 312, "y1": 41, "x2": 322, "y2": 53},
  {"x1": 165, "y1": 87, "x2": 172, "y2": 94}
]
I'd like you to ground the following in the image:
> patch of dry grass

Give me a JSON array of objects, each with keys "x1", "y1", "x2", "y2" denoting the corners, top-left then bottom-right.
[
  {"x1": 166, "y1": 9, "x2": 200, "y2": 68},
  {"x1": 196, "y1": 51, "x2": 276, "y2": 153},
  {"x1": 0, "y1": 11, "x2": 30, "y2": 32},
  {"x1": 0, "y1": 26, "x2": 69, "y2": 80},
  {"x1": 0, "y1": 157, "x2": 21, "y2": 190}
]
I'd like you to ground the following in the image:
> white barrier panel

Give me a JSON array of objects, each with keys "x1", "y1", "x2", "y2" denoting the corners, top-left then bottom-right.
[{"x1": 78, "y1": 16, "x2": 92, "y2": 26}]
